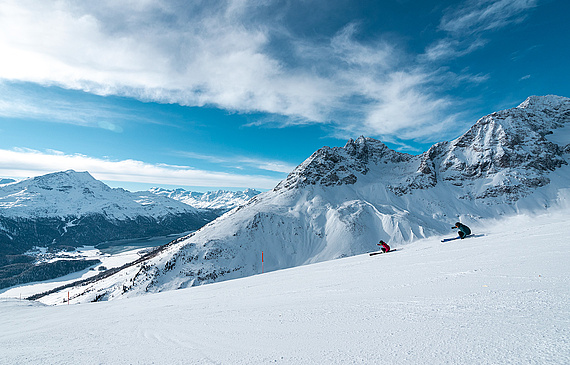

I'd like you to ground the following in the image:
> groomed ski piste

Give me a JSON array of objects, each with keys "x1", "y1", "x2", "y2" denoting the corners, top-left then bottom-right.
[{"x1": 1, "y1": 208, "x2": 568, "y2": 365}]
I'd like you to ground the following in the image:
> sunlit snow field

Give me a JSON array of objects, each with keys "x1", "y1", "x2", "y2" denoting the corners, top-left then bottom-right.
[{"x1": 1, "y1": 209, "x2": 568, "y2": 364}]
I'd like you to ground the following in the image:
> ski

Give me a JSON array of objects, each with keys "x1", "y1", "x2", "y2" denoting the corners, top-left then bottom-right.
[
  {"x1": 369, "y1": 249, "x2": 397, "y2": 256},
  {"x1": 441, "y1": 234, "x2": 483, "y2": 243},
  {"x1": 441, "y1": 237, "x2": 461, "y2": 242}
]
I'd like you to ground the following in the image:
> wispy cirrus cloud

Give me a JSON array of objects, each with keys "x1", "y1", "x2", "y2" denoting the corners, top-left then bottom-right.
[
  {"x1": 423, "y1": 38, "x2": 488, "y2": 61},
  {"x1": 424, "y1": 0, "x2": 537, "y2": 61},
  {"x1": 0, "y1": 81, "x2": 177, "y2": 132},
  {"x1": 439, "y1": 0, "x2": 537, "y2": 35},
  {"x1": 0, "y1": 148, "x2": 281, "y2": 190}
]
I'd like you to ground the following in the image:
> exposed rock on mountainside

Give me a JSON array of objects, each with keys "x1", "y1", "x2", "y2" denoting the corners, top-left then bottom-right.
[{"x1": 275, "y1": 138, "x2": 411, "y2": 190}]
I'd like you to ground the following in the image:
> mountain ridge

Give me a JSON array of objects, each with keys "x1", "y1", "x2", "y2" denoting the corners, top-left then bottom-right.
[
  {"x1": 29, "y1": 95, "x2": 570, "y2": 303},
  {"x1": 0, "y1": 170, "x2": 222, "y2": 255},
  {"x1": 148, "y1": 187, "x2": 261, "y2": 211}
]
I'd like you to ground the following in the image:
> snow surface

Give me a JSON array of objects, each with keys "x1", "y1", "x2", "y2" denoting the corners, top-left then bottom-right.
[{"x1": 1, "y1": 209, "x2": 568, "y2": 364}]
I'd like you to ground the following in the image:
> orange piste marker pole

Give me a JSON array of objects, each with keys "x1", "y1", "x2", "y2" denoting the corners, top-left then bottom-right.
[{"x1": 262, "y1": 251, "x2": 264, "y2": 273}]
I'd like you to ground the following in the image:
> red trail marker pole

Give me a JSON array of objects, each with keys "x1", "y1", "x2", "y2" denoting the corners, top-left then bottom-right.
[{"x1": 262, "y1": 251, "x2": 264, "y2": 274}]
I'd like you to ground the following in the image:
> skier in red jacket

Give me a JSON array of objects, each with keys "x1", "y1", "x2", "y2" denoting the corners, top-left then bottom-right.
[{"x1": 377, "y1": 240, "x2": 390, "y2": 253}]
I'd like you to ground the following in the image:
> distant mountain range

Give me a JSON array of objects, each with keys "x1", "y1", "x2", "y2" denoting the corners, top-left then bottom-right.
[
  {"x1": 148, "y1": 187, "x2": 261, "y2": 212},
  {"x1": 32, "y1": 95, "x2": 570, "y2": 304},
  {"x1": 0, "y1": 171, "x2": 259, "y2": 289},
  {"x1": 0, "y1": 172, "x2": 261, "y2": 253},
  {"x1": 0, "y1": 170, "x2": 218, "y2": 254}
]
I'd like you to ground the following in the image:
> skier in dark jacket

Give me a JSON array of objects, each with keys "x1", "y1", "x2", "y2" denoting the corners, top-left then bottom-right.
[
  {"x1": 452, "y1": 222, "x2": 471, "y2": 239},
  {"x1": 377, "y1": 240, "x2": 391, "y2": 253}
]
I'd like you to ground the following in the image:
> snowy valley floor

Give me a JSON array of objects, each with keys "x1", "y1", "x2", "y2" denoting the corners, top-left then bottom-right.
[{"x1": 1, "y1": 210, "x2": 569, "y2": 364}]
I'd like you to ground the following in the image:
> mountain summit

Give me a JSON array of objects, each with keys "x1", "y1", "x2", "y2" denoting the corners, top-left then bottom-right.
[
  {"x1": 275, "y1": 137, "x2": 410, "y2": 191},
  {"x1": 0, "y1": 170, "x2": 218, "y2": 254},
  {"x1": 37, "y1": 96, "x2": 570, "y2": 303}
]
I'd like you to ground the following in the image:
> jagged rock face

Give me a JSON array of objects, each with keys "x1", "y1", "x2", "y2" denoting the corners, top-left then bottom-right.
[
  {"x1": 373, "y1": 96, "x2": 570, "y2": 200},
  {"x1": 446, "y1": 112, "x2": 566, "y2": 175},
  {"x1": 432, "y1": 96, "x2": 569, "y2": 200},
  {"x1": 278, "y1": 96, "x2": 569, "y2": 201},
  {"x1": 276, "y1": 137, "x2": 411, "y2": 190}
]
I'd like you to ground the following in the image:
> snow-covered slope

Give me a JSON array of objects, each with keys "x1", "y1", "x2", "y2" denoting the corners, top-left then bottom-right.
[
  {"x1": 38, "y1": 95, "x2": 570, "y2": 303},
  {"x1": 149, "y1": 187, "x2": 261, "y2": 211},
  {"x1": 3, "y1": 209, "x2": 568, "y2": 364},
  {"x1": 0, "y1": 170, "x2": 218, "y2": 253}
]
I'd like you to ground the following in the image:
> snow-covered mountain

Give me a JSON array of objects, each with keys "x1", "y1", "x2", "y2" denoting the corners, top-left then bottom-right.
[
  {"x1": 148, "y1": 187, "x2": 261, "y2": 211},
  {"x1": 0, "y1": 170, "x2": 219, "y2": 254},
  {"x1": 37, "y1": 95, "x2": 570, "y2": 303}
]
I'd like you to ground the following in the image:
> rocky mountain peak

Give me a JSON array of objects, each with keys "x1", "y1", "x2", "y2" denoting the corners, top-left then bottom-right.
[
  {"x1": 275, "y1": 136, "x2": 411, "y2": 191},
  {"x1": 420, "y1": 95, "x2": 569, "y2": 200},
  {"x1": 29, "y1": 170, "x2": 108, "y2": 192},
  {"x1": 148, "y1": 187, "x2": 262, "y2": 211},
  {"x1": 447, "y1": 96, "x2": 568, "y2": 171},
  {"x1": 517, "y1": 95, "x2": 570, "y2": 112}
]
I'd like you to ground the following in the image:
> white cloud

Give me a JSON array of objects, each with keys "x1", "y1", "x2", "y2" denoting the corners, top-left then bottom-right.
[
  {"x1": 421, "y1": 0, "x2": 537, "y2": 66},
  {"x1": 0, "y1": 82, "x2": 158, "y2": 131},
  {"x1": 423, "y1": 38, "x2": 488, "y2": 61},
  {"x1": 439, "y1": 0, "x2": 537, "y2": 35},
  {"x1": 237, "y1": 157, "x2": 297, "y2": 174},
  {"x1": 0, "y1": 0, "x2": 464, "y2": 142},
  {"x1": 174, "y1": 151, "x2": 297, "y2": 174},
  {"x1": 1, "y1": 0, "x2": 539, "y2": 146},
  {"x1": 0, "y1": 0, "x2": 333, "y2": 121},
  {"x1": 0, "y1": 148, "x2": 282, "y2": 190}
]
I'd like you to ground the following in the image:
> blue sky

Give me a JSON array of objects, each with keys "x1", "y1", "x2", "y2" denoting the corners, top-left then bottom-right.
[{"x1": 0, "y1": 0, "x2": 568, "y2": 192}]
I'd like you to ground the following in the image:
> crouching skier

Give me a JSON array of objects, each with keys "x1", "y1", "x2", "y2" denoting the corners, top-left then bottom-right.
[
  {"x1": 377, "y1": 240, "x2": 391, "y2": 253},
  {"x1": 452, "y1": 222, "x2": 471, "y2": 239}
]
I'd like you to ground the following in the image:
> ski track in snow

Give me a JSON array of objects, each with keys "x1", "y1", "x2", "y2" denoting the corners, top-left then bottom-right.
[{"x1": 0, "y1": 209, "x2": 568, "y2": 364}]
